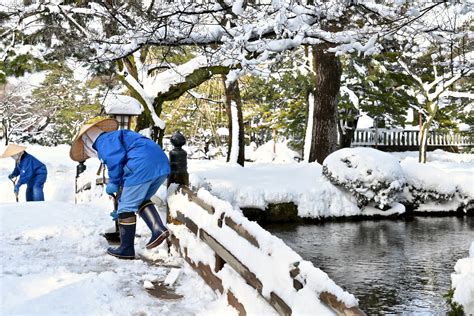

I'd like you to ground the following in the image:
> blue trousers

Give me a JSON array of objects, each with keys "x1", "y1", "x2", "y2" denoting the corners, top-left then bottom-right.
[
  {"x1": 26, "y1": 183, "x2": 45, "y2": 201},
  {"x1": 117, "y1": 175, "x2": 167, "y2": 214}
]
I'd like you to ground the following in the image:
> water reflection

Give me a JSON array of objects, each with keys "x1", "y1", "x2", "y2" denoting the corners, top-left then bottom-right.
[{"x1": 265, "y1": 216, "x2": 474, "y2": 314}]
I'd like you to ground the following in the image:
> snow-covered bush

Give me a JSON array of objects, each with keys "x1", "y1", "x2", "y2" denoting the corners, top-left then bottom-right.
[
  {"x1": 400, "y1": 159, "x2": 472, "y2": 212},
  {"x1": 323, "y1": 148, "x2": 405, "y2": 209},
  {"x1": 449, "y1": 242, "x2": 474, "y2": 314}
]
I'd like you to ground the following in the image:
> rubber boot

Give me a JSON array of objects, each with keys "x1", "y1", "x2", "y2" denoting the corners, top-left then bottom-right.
[
  {"x1": 138, "y1": 200, "x2": 169, "y2": 249},
  {"x1": 107, "y1": 212, "x2": 136, "y2": 259}
]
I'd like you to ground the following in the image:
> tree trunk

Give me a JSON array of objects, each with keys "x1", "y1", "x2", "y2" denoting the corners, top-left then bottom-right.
[
  {"x1": 338, "y1": 112, "x2": 359, "y2": 149},
  {"x1": 308, "y1": 43, "x2": 341, "y2": 163},
  {"x1": 222, "y1": 75, "x2": 245, "y2": 166},
  {"x1": 419, "y1": 102, "x2": 438, "y2": 163}
]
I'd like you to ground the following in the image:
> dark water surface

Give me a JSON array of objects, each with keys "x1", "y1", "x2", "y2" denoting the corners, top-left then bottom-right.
[{"x1": 265, "y1": 216, "x2": 474, "y2": 314}]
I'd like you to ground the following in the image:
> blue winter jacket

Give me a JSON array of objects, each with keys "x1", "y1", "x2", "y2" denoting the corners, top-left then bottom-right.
[
  {"x1": 93, "y1": 130, "x2": 170, "y2": 187},
  {"x1": 10, "y1": 152, "x2": 47, "y2": 188}
]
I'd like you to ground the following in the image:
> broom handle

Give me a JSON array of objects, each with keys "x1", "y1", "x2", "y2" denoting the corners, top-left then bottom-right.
[{"x1": 10, "y1": 178, "x2": 18, "y2": 202}]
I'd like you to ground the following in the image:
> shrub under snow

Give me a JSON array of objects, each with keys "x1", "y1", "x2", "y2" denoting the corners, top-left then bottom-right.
[
  {"x1": 450, "y1": 242, "x2": 474, "y2": 314},
  {"x1": 400, "y1": 159, "x2": 473, "y2": 212},
  {"x1": 323, "y1": 148, "x2": 406, "y2": 210}
]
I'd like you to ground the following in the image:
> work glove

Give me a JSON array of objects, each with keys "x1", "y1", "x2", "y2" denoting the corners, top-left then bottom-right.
[
  {"x1": 105, "y1": 182, "x2": 118, "y2": 196},
  {"x1": 110, "y1": 210, "x2": 118, "y2": 221},
  {"x1": 8, "y1": 174, "x2": 14, "y2": 180},
  {"x1": 14, "y1": 185, "x2": 20, "y2": 194}
]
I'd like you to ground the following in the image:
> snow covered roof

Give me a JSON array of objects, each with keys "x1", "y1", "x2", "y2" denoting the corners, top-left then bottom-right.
[{"x1": 103, "y1": 94, "x2": 143, "y2": 115}]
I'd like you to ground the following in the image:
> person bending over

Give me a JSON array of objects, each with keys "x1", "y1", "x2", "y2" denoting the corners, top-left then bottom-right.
[
  {"x1": 2, "y1": 144, "x2": 47, "y2": 202},
  {"x1": 70, "y1": 118, "x2": 170, "y2": 259}
]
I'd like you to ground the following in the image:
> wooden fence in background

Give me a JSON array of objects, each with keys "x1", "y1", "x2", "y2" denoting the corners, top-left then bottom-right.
[{"x1": 351, "y1": 128, "x2": 472, "y2": 150}]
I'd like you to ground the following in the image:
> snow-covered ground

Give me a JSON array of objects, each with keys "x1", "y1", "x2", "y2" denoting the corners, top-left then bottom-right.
[
  {"x1": 0, "y1": 144, "x2": 235, "y2": 315},
  {"x1": 1, "y1": 144, "x2": 473, "y2": 314}
]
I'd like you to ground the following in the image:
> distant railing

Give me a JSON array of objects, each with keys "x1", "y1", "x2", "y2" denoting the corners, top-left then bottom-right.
[{"x1": 352, "y1": 129, "x2": 472, "y2": 148}]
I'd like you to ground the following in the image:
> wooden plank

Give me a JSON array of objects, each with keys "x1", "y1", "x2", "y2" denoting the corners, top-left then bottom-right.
[
  {"x1": 270, "y1": 292, "x2": 292, "y2": 316},
  {"x1": 199, "y1": 229, "x2": 264, "y2": 292},
  {"x1": 171, "y1": 218, "x2": 288, "y2": 315},
  {"x1": 289, "y1": 264, "x2": 304, "y2": 291},
  {"x1": 175, "y1": 211, "x2": 199, "y2": 235},
  {"x1": 225, "y1": 216, "x2": 260, "y2": 248},
  {"x1": 227, "y1": 291, "x2": 246, "y2": 316},
  {"x1": 179, "y1": 185, "x2": 215, "y2": 215},
  {"x1": 320, "y1": 292, "x2": 366, "y2": 316},
  {"x1": 169, "y1": 235, "x2": 224, "y2": 293}
]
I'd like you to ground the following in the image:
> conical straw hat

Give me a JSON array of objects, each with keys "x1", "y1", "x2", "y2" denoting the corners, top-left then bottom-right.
[
  {"x1": 0, "y1": 144, "x2": 27, "y2": 158},
  {"x1": 70, "y1": 118, "x2": 119, "y2": 161}
]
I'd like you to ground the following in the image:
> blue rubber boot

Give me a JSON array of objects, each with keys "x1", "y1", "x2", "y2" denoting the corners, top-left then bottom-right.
[
  {"x1": 138, "y1": 200, "x2": 169, "y2": 249},
  {"x1": 107, "y1": 212, "x2": 136, "y2": 259}
]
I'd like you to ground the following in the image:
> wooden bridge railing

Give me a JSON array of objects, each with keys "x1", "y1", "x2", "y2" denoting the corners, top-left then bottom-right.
[
  {"x1": 167, "y1": 132, "x2": 365, "y2": 315},
  {"x1": 352, "y1": 128, "x2": 472, "y2": 148}
]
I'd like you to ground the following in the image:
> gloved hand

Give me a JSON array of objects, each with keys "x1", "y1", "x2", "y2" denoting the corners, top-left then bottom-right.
[
  {"x1": 110, "y1": 210, "x2": 118, "y2": 221},
  {"x1": 106, "y1": 182, "x2": 118, "y2": 195},
  {"x1": 14, "y1": 185, "x2": 19, "y2": 194},
  {"x1": 8, "y1": 174, "x2": 15, "y2": 180}
]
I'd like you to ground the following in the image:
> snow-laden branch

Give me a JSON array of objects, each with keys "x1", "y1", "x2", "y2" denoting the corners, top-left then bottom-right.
[
  {"x1": 117, "y1": 67, "x2": 165, "y2": 129},
  {"x1": 440, "y1": 91, "x2": 474, "y2": 99}
]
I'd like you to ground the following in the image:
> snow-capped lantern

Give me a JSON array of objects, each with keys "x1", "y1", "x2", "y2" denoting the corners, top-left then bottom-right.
[{"x1": 103, "y1": 94, "x2": 143, "y2": 130}]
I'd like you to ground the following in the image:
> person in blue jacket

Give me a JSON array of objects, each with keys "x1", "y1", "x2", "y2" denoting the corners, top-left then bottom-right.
[
  {"x1": 70, "y1": 118, "x2": 170, "y2": 259},
  {"x1": 1, "y1": 144, "x2": 47, "y2": 201}
]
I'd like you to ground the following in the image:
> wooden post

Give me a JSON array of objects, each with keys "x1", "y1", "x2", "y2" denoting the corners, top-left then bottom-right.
[{"x1": 168, "y1": 131, "x2": 189, "y2": 187}]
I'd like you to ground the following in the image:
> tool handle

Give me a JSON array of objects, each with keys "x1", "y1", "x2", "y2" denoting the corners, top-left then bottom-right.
[{"x1": 10, "y1": 178, "x2": 19, "y2": 203}]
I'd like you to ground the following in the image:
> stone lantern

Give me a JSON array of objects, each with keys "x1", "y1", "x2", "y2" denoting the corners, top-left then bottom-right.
[{"x1": 103, "y1": 94, "x2": 143, "y2": 130}]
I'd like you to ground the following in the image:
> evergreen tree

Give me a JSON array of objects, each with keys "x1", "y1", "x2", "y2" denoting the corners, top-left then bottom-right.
[{"x1": 30, "y1": 65, "x2": 101, "y2": 145}]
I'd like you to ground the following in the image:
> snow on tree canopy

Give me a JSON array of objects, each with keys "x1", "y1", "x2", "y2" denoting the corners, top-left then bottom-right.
[
  {"x1": 103, "y1": 94, "x2": 143, "y2": 115},
  {"x1": 323, "y1": 148, "x2": 405, "y2": 209}
]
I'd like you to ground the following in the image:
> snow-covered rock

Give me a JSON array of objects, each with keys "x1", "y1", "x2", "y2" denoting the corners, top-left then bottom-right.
[{"x1": 323, "y1": 148, "x2": 405, "y2": 209}]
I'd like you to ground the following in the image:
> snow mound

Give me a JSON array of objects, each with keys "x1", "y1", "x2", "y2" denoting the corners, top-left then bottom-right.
[
  {"x1": 247, "y1": 141, "x2": 301, "y2": 163},
  {"x1": 400, "y1": 158, "x2": 472, "y2": 212},
  {"x1": 451, "y1": 242, "x2": 474, "y2": 314},
  {"x1": 323, "y1": 148, "x2": 405, "y2": 209}
]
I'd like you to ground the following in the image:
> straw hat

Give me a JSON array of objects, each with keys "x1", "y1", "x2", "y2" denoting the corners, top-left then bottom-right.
[
  {"x1": 1, "y1": 144, "x2": 27, "y2": 158},
  {"x1": 70, "y1": 118, "x2": 119, "y2": 161}
]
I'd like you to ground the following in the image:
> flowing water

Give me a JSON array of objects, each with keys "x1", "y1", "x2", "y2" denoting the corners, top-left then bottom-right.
[{"x1": 265, "y1": 216, "x2": 474, "y2": 314}]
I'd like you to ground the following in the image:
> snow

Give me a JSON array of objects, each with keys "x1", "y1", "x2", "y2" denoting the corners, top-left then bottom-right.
[
  {"x1": 303, "y1": 92, "x2": 314, "y2": 162},
  {"x1": 1, "y1": 144, "x2": 473, "y2": 314},
  {"x1": 0, "y1": 144, "x2": 228, "y2": 315},
  {"x1": 103, "y1": 94, "x2": 144, "y2": 115},
  {"x1": 401, "y1": 159, "x2": 457, "y2": 196},
  {"x1": 246, "y1": 140, "x2": 300, "y2": 163},
  {"x1": 451, "y1": 242, "x2": 474, "y2": 313}
]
